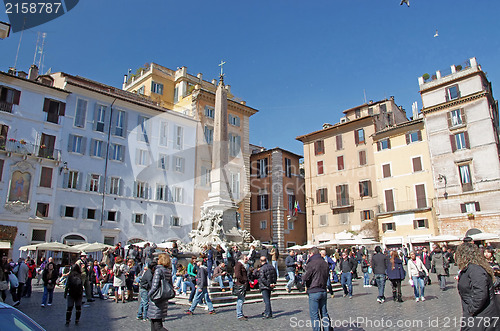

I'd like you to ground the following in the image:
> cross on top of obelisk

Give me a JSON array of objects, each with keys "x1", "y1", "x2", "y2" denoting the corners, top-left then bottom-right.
[{"x1": 218, "y1": 60, "x2": 226, "y2": 84}]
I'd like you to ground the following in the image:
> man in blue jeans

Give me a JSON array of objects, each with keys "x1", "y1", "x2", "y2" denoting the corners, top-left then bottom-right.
[
  {"x1": 371, "y1": 246, "x2": 388, "y2": 303},
  {"x1": 186, "y1": 258, "x2": 216, "y2": 315},
  {"x1": 285, "y1": 250, "x2": 297, "y2": 293},
  {"x1": 338, "y1": 251, "x2": 356, "y2": 298},
  {"x1": 303, "y1": 247, "x2": 331, "y2": 331},
  {"x1": 137, "y1": 263, "x2": 153, "y2": 321}
]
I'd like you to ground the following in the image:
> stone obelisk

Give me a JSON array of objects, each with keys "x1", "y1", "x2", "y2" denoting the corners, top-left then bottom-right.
[{"x1": 202, "y1": 65, "x2": 238, "y2": 233}]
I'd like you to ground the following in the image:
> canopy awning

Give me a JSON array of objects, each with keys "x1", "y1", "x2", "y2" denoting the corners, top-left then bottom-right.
[{"x1": 0, "y1": 241, "x2": 11, "y2": 249}]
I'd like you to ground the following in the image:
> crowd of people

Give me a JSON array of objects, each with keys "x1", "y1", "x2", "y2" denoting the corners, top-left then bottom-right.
[{"x1": 0, "y1": 239, "x2": 499, "y2": 330}]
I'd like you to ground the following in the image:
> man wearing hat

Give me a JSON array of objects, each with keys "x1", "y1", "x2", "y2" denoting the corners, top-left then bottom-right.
[
  {"x1": 75, "y1": 252, "x2": 94, "y2": 302},
  {"x1": 185, "y1": 257, "x2": 216, "y2": 315}
]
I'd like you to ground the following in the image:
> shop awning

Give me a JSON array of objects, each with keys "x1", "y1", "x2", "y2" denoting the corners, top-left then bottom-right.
[{"x1": 0, "y1": 241, "x2": 11, "y2": 249}]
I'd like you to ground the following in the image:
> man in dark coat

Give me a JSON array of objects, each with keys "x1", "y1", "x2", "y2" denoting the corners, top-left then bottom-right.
[
  {"x1": 371, "y1": 246, "x2": 388, "y2": 303},
  {"x1": 303, "y1": 247, "x2": 331, "y2": 331},
  {"x1": 338, "y1": 251, "x2": 356, "y2": 298},
  {"x1": 285, "y1": 250, "x2": 297, "y2": 293},
  {"x1": 186, "y1": 258, "x2": 215, "y2": 315},
  {"x1": 233, "y1": 254, "x2": 249, "y2": 320},
  {"x1": 255, "y1": 256, "x2": 277, "y2": 319}
]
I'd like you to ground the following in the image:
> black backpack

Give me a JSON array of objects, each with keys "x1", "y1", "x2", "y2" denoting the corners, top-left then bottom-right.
[{"x1": 68, "y1": 274, "x2": 83, "y2": 298}]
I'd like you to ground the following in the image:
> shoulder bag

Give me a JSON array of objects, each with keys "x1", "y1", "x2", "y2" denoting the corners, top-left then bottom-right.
[{"x1": 150, "y1": 272, "x2": 176, "y2": 302}]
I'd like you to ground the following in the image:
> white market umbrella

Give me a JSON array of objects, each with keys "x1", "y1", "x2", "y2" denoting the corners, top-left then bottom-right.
[
  {"x1": 468, "y1": 232, "x2": 500, "y2": 241},
  {"x1": 19, "y1": 242, "x2": 78, "y2": 253},
  {"x1": 428, "y1": 235, "x2": 461, "y2": 242},
  {"x1": 73, "y1": 242, "x2": 113, "y2": 253},
  {"x1": 317, "y1": 240, "x2": 338, "y2": 248},
  {"x1": 156, "y1": 242, "x2": 173, "y2": 249}
]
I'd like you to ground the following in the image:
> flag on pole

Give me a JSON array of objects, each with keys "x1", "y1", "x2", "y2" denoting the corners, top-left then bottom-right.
[{"x1": 293, "y1": 201, "x2": 301, "y2": 216}]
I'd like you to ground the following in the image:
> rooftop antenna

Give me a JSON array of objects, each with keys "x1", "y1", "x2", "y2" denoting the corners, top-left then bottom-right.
[
  {"x1": 33, "y1": 32, "x2": 41, "y2": 65},
  {"x1": 363, "y1": 89, "x2": 367, "y2": 104},
  {"x1": 37, "y1": 33, "x2": 47, "y2": 69},
  {"x1": 13, "y1": 18, "x2": 27, "y2": 70}
]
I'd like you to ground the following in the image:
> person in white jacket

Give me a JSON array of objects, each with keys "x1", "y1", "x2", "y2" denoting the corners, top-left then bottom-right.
[{"x1": 407, "y1": 251, "x2": 429, "y2": 302}]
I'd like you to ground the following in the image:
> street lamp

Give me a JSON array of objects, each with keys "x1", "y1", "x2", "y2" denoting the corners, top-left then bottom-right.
[{"x1": 438, "y1": 174, "x2": 448, "y2": 199}]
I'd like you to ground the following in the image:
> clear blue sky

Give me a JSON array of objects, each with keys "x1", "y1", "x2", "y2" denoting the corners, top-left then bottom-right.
[{"x1": 1, "y1": 1, "x2": 500, "y2": 155}]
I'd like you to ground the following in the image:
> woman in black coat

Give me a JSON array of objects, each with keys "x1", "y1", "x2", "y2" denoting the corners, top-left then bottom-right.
[
  {"x1": 148, "y1": 254, "x2": 173, "y2": 331},
  {"x1": 386, "y1": 250, "x2": 405, "y2": 302},
  {"x1": 456, "y1": 243, "x2": 500, "y2": 331}
]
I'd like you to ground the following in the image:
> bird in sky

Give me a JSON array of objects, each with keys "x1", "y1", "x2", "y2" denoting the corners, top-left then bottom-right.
[
  {"x1": 400, "y1": 0, "x2": 410, "y2": 7},
  {"x1": 434, "y1": 29, "x2": 439, "y2": 37}
]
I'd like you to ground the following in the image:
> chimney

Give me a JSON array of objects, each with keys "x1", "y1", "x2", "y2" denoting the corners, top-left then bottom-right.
[
  {"x1": 122, "y1": 74, "x2": 128, "y2": 89},
  {"x1": 8, "y1": 67, "x2": 16, "y2": 75},
  {"x1": 28, "y1": 65, "x2": 39, "y2": 80},
  {"x1": 17, "y1": 71, "x2": 27, "y2": 79},
  {"x1": 211, "y1": 79, "x2": 217, "y2": 85},
  {"x1": 197, "y1": 73, "x2": 203, "y2": 82}
]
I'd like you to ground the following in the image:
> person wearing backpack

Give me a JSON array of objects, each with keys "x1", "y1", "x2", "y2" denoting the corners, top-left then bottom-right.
[
  {"x1": 113, "y1": 256, "x2": 127, "y2": 303},
  {"x1": 64, "y1": 264, "x2": 83, "y2": 325}
]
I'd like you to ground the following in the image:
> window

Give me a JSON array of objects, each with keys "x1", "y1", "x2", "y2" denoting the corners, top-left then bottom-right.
[
  {"x1": 355, "y1": 109, "x2": 361, "y2": 118},
  {"x1": 260, "y1": 220, "x2": 267, "y2": 230},
  {"x1": 336, "y1": 135, "x2": 343, "y2": 150},
  {"x1": 39, "y1": 167, "x2": 52, "y2": 188},
  {"x1": 156, "y1": 184, "x2": 169, "y2": 201},
  {"x1": 74, "y1": 99, "x2": 87, "y2": 128},
  {"x1": 158, "y1": 154, "x2": 168, "y2": 170},
  {"x1": 335, "y1": 185, "x2": 349, "y2": 206},
  {"x1": 337, "y1": 156, "x2": 344, "y2": 171},
  {"x1": 361, "y1": 210, "x2": 373, "y2": 221},
  {"x1": 136, "y1": 149, "x2": 149, "y2": 166},
  {"x1": 316, "y1": 188, "x2": 328, "y2": 204},
  {"x1": 382, "y1": 222, "x2": 396, "y2": 232},
  {"x1": 175, "y1": 126, "x2": 183, "y2": 149},
  {"x1": 31, "y1": 229, "x2": 46, "y2": 242},
  {"x1": 90, "y1": 139, "x2": 104, "y2": 158},
  {"x1": 86, "y1": 209, "x2": 96, "y2": 220},
  {"x1": 159, "y1": 121, "x2": 168, "y2": 146},
  {"x1": 288, "y1": 220, "x2": 294, "y2": 230},
  {"x1": 173, "y1": 187, "x2": 183, "y2": 203},
  {"x1": 205, "y1": 106, "x2": 214, "y2": 119},
  {"x1": 446, "y1": 85, "x2": 460, "y2": 101},
  {"x1": 64, "y1": 206, "x2": 75, "y2": 218},
  {"x1": 339, "y1": 213, "x2": 349, "y2": 225},
  {"x1": 359, "y1": 150, "x2": 366, "y2": 166},
  {"x1": 170, "y1": 216, "x2": 181, "y2": 227},
  {"x1": 415, "y1": 184, "x2": 427, "y2": 208},
  {"x1": 382, "y1": 164, "x2": 391, "y2": 178},
  {"x1": 412, "y1": 157, "x2": 422, "y2": 172},
  {"x1": 114, "y1": 110, "x2": 126, "y2": 137},
  {"x1": 461, "y1": 202, "x2": 480, "y2": 213},
  {"x1": 104, "y1": 236, "x2": 115, "y2": 246},
  {"x1": 174, "y1": 156, "x2": 185, "y2": 173},
  {"x1": 368, "y1": 107, "x2": 374, "y2": 116},
  {"x1": 258, "y1": 158, "x2": 268, "y2": 178},
  {"x1": 43, "y1": 98, "x2": 65, "y2": 124},
  {"x1": 380, "y1": 104, "x2": 387, "y2": 113},
  {"x1": 151, "y1": 81, "x2": 163, "y2": 95},
  {"x1": 0, "y1": 87, "x2": 20, "y2": 112},
  {"x1": 110, "y1": 177, "x2": 120, "y2": 195},
  {"x1": 413, "y1": 219, "x2": 429, "y2": 229},
  {"x1": 107, "y1": 211, "x2": 117, "y2": 222},
  {"x1": 384, "y1": 189, "x2": 395, "y2": 212},
  {"x1": 39, "y1": 133, "x2": 56, "y2": 158},
  {"x1": 154, "y1": 214, "x2": 163, "y2": 227},
  {"x1": 0, "y1": 124, "x2": 7, "y2": 149},
  {"x1": 36, "y1": 203, "x2": 49, "y2": 217},
  {"x1": 69, "y1": 134, "x2": 85, "y2": 154},
  {"x1": 451, "y1": 132, "x2": 469, "y2": 151},
  {"x1": 230, "y1": 172, "x2": 240, "y2": 199},
  {"x1": 201, "y1": 166, "x2": 210, "y2": 186},
  {"x1": 359, "y1": 180, "x2": 372, "y2": 197},
  {"x1": 448, "y1": 109, "x2": 466, "y2": 127},
  {"x1": 95, "y1": 105, "x2": 106, "y2": 132},
  {"x1": 204, "y1": 126, "x2": 213, "y2": 145},
  {"x1": 137, "y1": 86, "x2": 145, "y2": 95},
  {"x1": 133, "y1": 213, "x2": 145, "y2": 224},
  {"x1": 285, "y1": 158, "x2": 292, "y2": 178},
  {"x1": 377, "y1": 139, "x2": 391, "y2": 151},
  {"x1": 317, "y1": 161, "x2": 324, "y2": 175},
  {"x1": 0, "y1": 159, "x2": 4, "y2": 181},
  {"x1": 459, "y1": 164, "x2": 472, "y2": 192},
  {"x1": 138, "y1": 116, "x2": 150, "y2": 142},
  {"x1": 110, "y1": 144, "x2": 124, "y2": 161},
  {"x1": 229, "y1": 133, "x2": 241, "y2": 157},
  {"x1": 314, "y1": 140, "x2": 324, "y2": 155},
  {"x1": 135, "y1": 181, "x2": 147, "y2": 198},
  {"x1": 67, "y1": 171, "x2": 79, "y2": 189},
  {"x1": 319, "y1": 215, "x2": 328, "y2": 227},
  {"x1": 288, "y1": 193, "x2": 295, "y2": 211},
  {"x1": 355, "y1": 129, "x2": 365, "y2": 145},
  {"x1": 258, "y1": 193, "x2": 269, "y2": 210},
  {"x1": 89, "y1": 174, "x2": 100, "y2": 192},
  {"x1": 406, "y1": 131, "x2": 422, "y2": 144},
  {"x1": 228, "y1": 114, "x2": 240, "y2": 127}
]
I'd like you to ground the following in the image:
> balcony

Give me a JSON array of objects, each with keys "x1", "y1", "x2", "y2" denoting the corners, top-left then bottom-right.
[
  {"x1": 4, "y1": 139, "x2": 61, "y2": 161},
  {"x1": 330, "y1": 198, "x2": 354, "y2": 211},
  {"x1": 376, "y1": 198, "x2": 433, "y2": 215},
  {"x1": 0, "y1": 101, "x2": 13, "y2": 113}
]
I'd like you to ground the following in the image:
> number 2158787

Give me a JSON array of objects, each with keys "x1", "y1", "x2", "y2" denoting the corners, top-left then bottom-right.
[{"x1": 5, "y1": 2, "x2": 62, "y2": 14}]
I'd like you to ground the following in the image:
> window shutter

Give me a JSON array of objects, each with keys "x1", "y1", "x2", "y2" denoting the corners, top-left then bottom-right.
[
  {"x1": 464, "y1": 131, "x2": 470, "y2": 149},
  {"x1": 383, "y1": 164, "x2": 391, "y2": 178},
  {"x1": 336, "y1": 186, "x2": 342, "y2": 206},
  {"x1": 377, "y1": 141, "x2": 381, "y2": 151},
  {"x1": 120, "y1": 145, "x2": 125, "y2": 162},
  {"x1": 264, "y1": 195, "x2": 269, "y2": 209},
  {"x1": 135, "y1": 149, "x2": 140, "y2": 165},
  {"x1": 385, "y1": 190, "x2": 394, "y2": 212},
  {"x1": 58, "y1": 102, "x2": 66, "y2": 116},
  {"x1": 358, "y1": 182, "x2": 363, "y2": 197},
  {"x1": 359, "y1": 150, "x2": 366, "y2": 165},
  {"x1": 256, "y1": 160, "x2": 261, "y2": 178},
  {"x1": 405, "y1": 133, "x2": 410, "y2": 145},
  {"x1": 445, "y1": 90, "x2": 449, "y2": 102},
  {"x1": 76, "y1": 173, "x2": 82, "y2": 190},
  {"x1": 460, "y1": 203, "x2": 466, "y2": 213},
  {"x1": 382, "y1": 223, "x2": 387, "y2": 232},
  {"x1": 103, "y1": 211, "x2": 108, "y2": 222},
  {"x1": 86, "y1": 174, "x2": 91, "y2": 191},
  {"x1": 90, "y1": 139, "x2": 96, "y2": 156},
  {"x1": 387, "y1": 138, "x2": 391, "y2": 149},
  {"x1": 63, "y1": 172, "x2": 69, "y2": 188},
  {"x1": 475, "y1": 202, "x2": 481, "y2": 211},
  {"x1": 413, "y1": 220, "x2": 418, "y2": 229},
  {"x1": 264, "y1": 158, "x2": 269, "y2": 176},
  {"x1": 67, "y1": 135, "x2": 73, "y2": 152},
  {"x1": 324, "y1": 188, "x2": 328, "y2": 202},
  {"x1": 99, "y1": 176, "x2": 105, "y2": 193},
  {"x1": 13, "y1": 89, "x2": 21, "y2": 105},
  {"x1": 110, "y1": 109, "x2": 116, "y2": 135},
  {"x1": 73, "y1": 207, "x2": 79, "y2": 218},
  {"x1": 360, "y1": 210, "x2": 364, "y2": 220},
  {"x1": 369, "y1": 210, "x2": 373, "y2": 219},
  {"x1": 393, "y1": 223, "x2": 397, "y2": 231},
  {"x1": 336, "y1": 135, "x2": 342, "y2": 150},
  {"x1": 317, "y1": 161, "x2": 323, "y2": 175},
  {"x1": 354, "y1": 131, "x2": 359, "y2": 145},
  {"x1": 119, "y1": 179, "x2": 124, "y2": 196},
  {"x1": 80, "y1": 137, "x2": 87, "y2": 155},
  {"x1": 121, "y1": 111, "x2": 128, "y2": 137},
  {"x1": 417, "y1": 130, "x2": 422, "y2": 141},
  {"x1": 236, "y1": 135, "x2": 241, "y2": 155},
  {"x1": 416, "y1": 184, "x2": 427, "y2": 208},
  {"x1": 60, "y1": 205, "x2": 65, "y2": 217},
  {"x1": 424, "y1": 219, "x2": 429, "y2": 228},
  {"x1": 368, "y1": 180, "x2": 372, "y2": 197},
  {"x1": 446, "y1": 112, "x2": 452, "y2": 128},
  {"x1": 337, "y1": 156, "x2": 343, "y2": 170},
  {"x1": 412, "y1": 157, "x2": 422, "y2": 172},
  {"x1": 460, "y1": 108, "x2": 466, "y2": 124},
  {"x1": 257, "y1": 195, "x2": 262, "y2": 210},
  {"x1": 93, "y1": 104, "x2": 99, "y2": 131},
  {"x1": 116, "y1": 211, "x2": 121, "y2": 222},
  {"x1": 450, "y1": 135, "x2": 457, "y2": 152},
  {"x1": 43, "y1": 99, "x2": 50, "y2": 112},
  {"x1": 104, "y1": 107, "x2": 111, "y2": 133},
  {"x1": 82, "y1": 208, "x2": 87, "y2": 219},
  {"x1": 95, "y1": 209, "x2": 101, "y2": 221}
]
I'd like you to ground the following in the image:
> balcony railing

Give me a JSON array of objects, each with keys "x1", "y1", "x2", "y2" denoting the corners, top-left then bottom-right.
[
  {"x1": 0, "y1": 101, "x2": 13, "y2": 113},
  {"x1": 376, "y1": 198, "x2": 433, "y2": 214},
  {"x1": 5, "y1": 139, "x2": 61, "y2": 160},
  {"x1": 330, "y1": 198, "x2": 355, "y2": 210}
]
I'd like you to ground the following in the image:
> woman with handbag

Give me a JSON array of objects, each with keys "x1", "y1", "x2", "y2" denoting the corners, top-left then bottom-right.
[
  {"x1": 148, "y1": 253, "x2": 173, "y2": 331},
  {"x1": 41, "y1": 262, "x2": 58, "y2": 307},
  {"x1": 407, "y1": 251, "x2": 428, "y2": 302},
  {"x1": 386, "y1": 251, "x2": 405, "y2": 302}
]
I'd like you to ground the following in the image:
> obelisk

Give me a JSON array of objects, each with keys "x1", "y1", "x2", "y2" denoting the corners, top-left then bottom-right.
[{"x1": 202, "y1": 62, "x2": 238, "y2": 233}]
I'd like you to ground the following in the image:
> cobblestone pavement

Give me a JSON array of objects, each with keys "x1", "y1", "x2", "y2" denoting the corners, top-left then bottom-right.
[{"x1": 9, "y1": 272, "x2": 466, "y2": 331}]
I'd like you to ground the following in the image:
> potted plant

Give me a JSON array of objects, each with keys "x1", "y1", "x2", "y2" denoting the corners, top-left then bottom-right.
[
  {"x1": 422, "y1": 73, "x2": 430, "y2": 81},
  {"x1": 19, "y1": 139, "x2": 26, "y2": 145},
  {"x1": 456, "y1": 65, "x2": 462, "y2": 71},
  {"x1": 467, "y1": 213, "x2": 474, "y2": 220}
]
